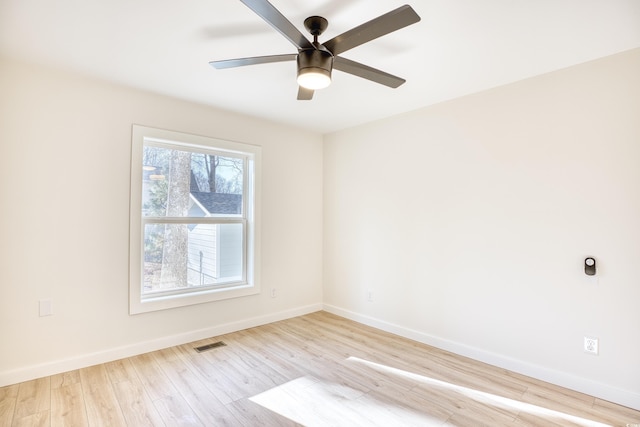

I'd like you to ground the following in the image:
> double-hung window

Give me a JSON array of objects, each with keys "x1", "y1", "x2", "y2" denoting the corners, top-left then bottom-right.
[{"x1": 129, "y1": 125, "x2": 260, "y2": 314}]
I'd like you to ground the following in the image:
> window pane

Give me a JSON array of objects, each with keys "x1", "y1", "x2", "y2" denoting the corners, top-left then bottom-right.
[
  {"x1": 143, "y1": 223, "x2": 244, "y2": 295},
  {"x1": 142, "y1": 145, "x2": 243, "y2": 218}
]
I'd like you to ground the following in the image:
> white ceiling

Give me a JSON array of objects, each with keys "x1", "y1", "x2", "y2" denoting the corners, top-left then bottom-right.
[{"x1": 1, "y1": 0, "x2": 639, "y2": 134}]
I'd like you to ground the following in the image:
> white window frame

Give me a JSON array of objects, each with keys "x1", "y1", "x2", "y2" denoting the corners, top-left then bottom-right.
[{"x1": 129, "y1": 125, "x2": 261, "y2": 314}]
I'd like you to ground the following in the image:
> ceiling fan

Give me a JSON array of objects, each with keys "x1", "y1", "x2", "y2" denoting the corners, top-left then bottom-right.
[{"x1": 209, "y1": 0, "x2": 421, "y2": 100}]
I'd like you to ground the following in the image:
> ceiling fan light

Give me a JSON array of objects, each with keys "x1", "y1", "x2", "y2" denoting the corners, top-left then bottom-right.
[
  {"x1": 297, "y1": 49, "x2": 333, "y2": 90},
  {"x1": 297, "y1": 68, "x2": 331, "y2": 90}
]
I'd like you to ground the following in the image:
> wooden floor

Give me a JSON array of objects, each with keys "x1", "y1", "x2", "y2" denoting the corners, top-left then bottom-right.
[{"x1": 1, "y1": 311, "x2": 639, "y2": 426}]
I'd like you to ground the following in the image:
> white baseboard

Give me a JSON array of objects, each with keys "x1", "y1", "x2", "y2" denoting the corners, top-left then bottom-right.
[
  {"x1": 0, "y1": 303, "x2": 322, "y2": 388},
  {"x1": 323, "y1": 303, "x2": 640, "y2": 411}
]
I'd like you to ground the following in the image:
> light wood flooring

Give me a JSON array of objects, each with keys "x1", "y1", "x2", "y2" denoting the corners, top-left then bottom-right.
[{"x1": 1, "y1": 311, "x2": 639, "y2": 426}]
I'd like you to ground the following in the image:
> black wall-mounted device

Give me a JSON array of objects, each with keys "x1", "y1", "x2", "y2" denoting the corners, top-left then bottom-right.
[{"x1": 585, "y1": 257, "x2": 596, "y2": 276}]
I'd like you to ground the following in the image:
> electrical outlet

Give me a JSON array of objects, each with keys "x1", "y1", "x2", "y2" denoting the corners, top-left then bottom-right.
[
  {"x1": 584, "y1": 336, "x2": 599, "y2": 355},
  {"x1": 270, "y1": 288, "x2": 277, "y2": 298},
  {"x1": 39, "y1": 299, "x2": 52, "y2": 317},
  {"x1": 367, "y1": 289, "x2": 374, "y2": 302}
]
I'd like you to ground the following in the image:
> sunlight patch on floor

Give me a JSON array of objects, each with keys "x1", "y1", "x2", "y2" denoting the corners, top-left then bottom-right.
[
  {"x1": 348, "y1": 357, "x2": 612, "y2": 427},
  {"x1": 249, "y1": 375, "x2": 445, "y2": 427}
]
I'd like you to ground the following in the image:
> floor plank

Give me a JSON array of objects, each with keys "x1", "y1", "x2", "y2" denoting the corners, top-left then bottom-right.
[
  {"x1": 157, "y1": 357, "x2": 239, "y2": 426},
  {"x1": 153, "y1": 394, "x2": 203, "y2": 426},
  {"x1": 11, "y1": 410, "x2": 49, "y2": 427},
  {"x1": 79, "y1": 365, "x2": 127, "y2": 427},
  {"x1": 51, "y1": 382, "x2": 88, "y2": 427},
  {"x1": 13, "y1": 377, "x2": 50, "y2": 420},
  {"x1": 111, "y1": 380, "x2": 163, "y2": 427},
  {"x1": 129, "y1": 352, "x2": 179, "y2": 402},
  {"x1": 0, "y1": 384, "x2": 18, "y2": 427}
]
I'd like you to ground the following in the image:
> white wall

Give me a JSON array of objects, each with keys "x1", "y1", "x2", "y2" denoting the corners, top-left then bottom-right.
[
  {"x1": 323, "y1": 48, "x2": 640, "y2": 409},
  {"x1": 0, "y1": 58, "x2": 323, "y2": 384}
]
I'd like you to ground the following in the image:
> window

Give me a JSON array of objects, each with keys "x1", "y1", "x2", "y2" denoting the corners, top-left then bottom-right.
[{"x1": 130, "y1": 125, "x2": 260, "y2": 314}]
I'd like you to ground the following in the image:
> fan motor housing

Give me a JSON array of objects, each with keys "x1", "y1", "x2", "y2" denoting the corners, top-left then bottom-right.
[{"x1": 297, "y1": 49, "x2": 333, "y2": 83}]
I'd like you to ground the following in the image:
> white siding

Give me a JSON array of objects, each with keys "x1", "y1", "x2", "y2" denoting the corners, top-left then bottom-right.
[
  {"x1": 218, "y1": 224, "x2": 243, "y2": 280},
  {"x1": 187, "y1": 225, "x2": 217, "y2": 285}
]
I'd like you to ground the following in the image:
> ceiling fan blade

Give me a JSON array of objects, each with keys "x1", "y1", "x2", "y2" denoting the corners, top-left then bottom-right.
[
  {"x1": 323, "y1": 5, "x2": 420, "y2": 56},
  {"x1": 333, "y1": 56, "x2": 405, "y2": 88},
  {"x1": 297, "y1": 86, "x2": 314, "y2": 100},
  {"x1": 209, "y1": 54, "x2": 297, "y2": 69},
  {"x1": 240, "y1": 0, "x2": 314, "y2": 50}
]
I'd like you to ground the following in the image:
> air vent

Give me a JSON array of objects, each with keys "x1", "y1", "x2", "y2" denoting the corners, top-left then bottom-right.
[{"x1": 194, "y1": 341, "x2": 226, "y2": 353}]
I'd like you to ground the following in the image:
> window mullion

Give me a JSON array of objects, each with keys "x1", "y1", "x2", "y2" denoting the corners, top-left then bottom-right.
[{"x1": 142, "y1": 217, "x2": 244, "y2": 225}]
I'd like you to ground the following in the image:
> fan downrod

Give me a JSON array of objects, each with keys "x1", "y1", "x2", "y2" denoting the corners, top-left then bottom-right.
[{"x1": 304, "y1": 16, "x2": 328, "y2": 37}]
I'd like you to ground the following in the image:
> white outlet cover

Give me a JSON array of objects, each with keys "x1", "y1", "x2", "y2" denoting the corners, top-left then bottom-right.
[
  {"x1": 39, "y1": 299, "x2": 53, "y2": 317},
  {"x1": 367, "y1": 290, "x2": 374, "y2": 302},
  {"x1": 584, "y1": 336, "x2": 599, "y2": 355}
]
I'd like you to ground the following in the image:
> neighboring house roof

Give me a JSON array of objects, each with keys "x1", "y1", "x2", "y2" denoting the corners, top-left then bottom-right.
[
  {"x1": 190, "y1": 171, "x2": 201, "y2": 193},
  {"x1": 190, "y1": 192, "x2": 242, "y2": 215}
]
